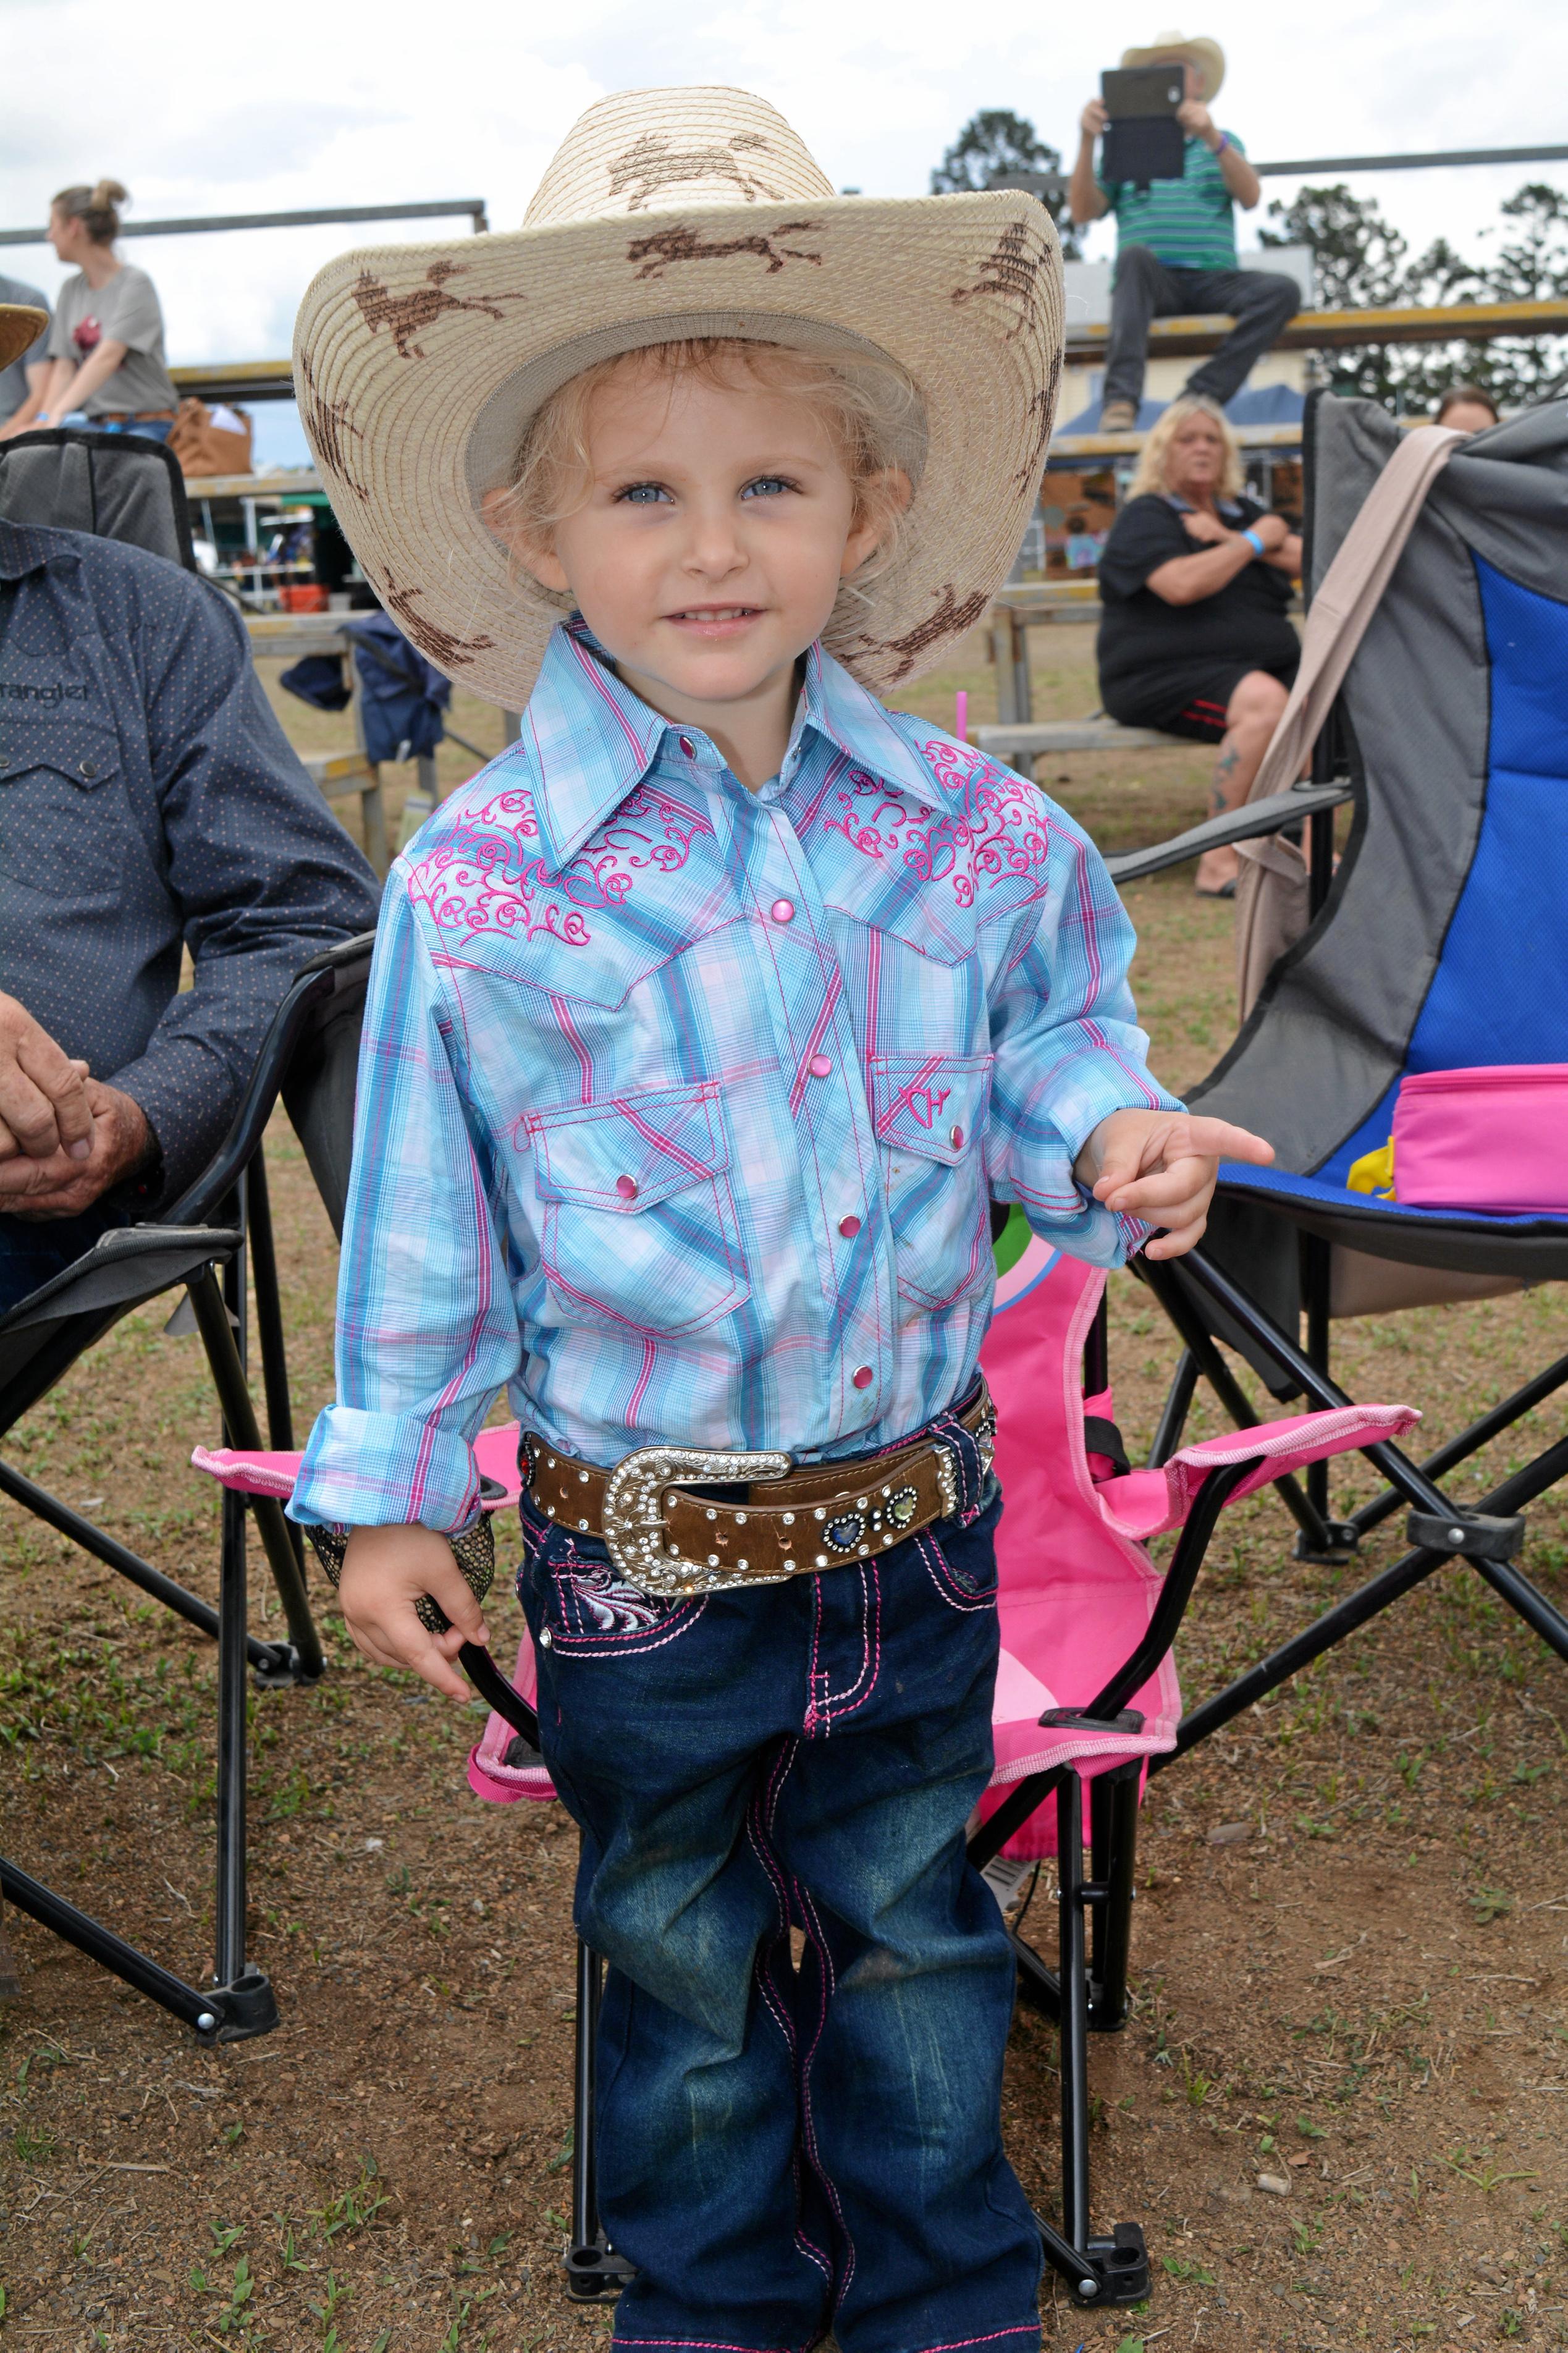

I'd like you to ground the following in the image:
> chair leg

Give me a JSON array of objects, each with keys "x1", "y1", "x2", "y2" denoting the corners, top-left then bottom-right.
[
  {"x1": 187, "y1": 1267, "x2": 322, "y2": 1684},
  {"x1": 1088, "y1": 1763, "x2": 1140, "y2": 2030},
  {"x1": 1147, "y1": 1348, "x2": 1197, "y2": 1466},
  {"x1": 209, "y1": 1472, "x2": 279, "y2": 2039},
  {"x1": 1033, "y1": 1772, "x2": 1152, "y2": 2310},
  {"x1": 564, "y1": 1937, "x2": 636, "y2": 2301}
]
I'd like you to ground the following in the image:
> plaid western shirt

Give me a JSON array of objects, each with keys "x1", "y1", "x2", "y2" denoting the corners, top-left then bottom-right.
[{"x1": 291, "y1": 623, "x2": 1179, "y2": 1532}]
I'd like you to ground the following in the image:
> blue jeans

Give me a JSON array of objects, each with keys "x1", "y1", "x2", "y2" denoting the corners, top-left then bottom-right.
[
  {"x1": 518, "y1": 1475, "x2": 1042, "y2": 2353},
  {"x1": 62, "y1": 412, "x2": 174, "y2": 444}
]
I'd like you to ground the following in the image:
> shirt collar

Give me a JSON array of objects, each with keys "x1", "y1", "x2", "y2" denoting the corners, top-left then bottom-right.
[
  {"x1": 0, "y1": 517, "x2": 80, "y2": 581},
  {"x1": 518, "y1": 620, "x2": 940, "y2": 872}
]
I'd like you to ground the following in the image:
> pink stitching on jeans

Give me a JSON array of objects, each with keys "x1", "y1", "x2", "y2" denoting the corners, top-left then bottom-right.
[
  {"x1": 905, "y1": 2328, "x2": 1042, "y2": 2353},
  {"x1": 795, "y1": 1886, "x2": 854, "y2": 2301}
]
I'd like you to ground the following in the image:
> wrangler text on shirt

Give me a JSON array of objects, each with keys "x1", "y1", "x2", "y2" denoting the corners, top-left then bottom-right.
[{"x1": 291, "y1": 625, "x2": 1179, "y2": 1532}]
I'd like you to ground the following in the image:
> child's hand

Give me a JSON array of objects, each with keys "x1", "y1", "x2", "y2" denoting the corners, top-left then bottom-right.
[
  {"x1": 337, "y1": 1524, "x2": 491, "y2": 1702},
  {"x1": 1077, "y1": 1109, "x2": 1275, "y2": 1260}
]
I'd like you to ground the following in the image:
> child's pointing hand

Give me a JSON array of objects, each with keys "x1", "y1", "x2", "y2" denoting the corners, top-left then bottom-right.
[
  {"x1": 338, "y1": 1524, "x2": 491, "y2": 1703},
  {"x1": 1077, "y1": 1109, "x2": 1275, "y2": 1261}
]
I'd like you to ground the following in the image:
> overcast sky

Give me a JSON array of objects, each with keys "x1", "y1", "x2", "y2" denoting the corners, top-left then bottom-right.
[{"x1": 4, "y1": 0, "x2": 1564, "y2": 463}]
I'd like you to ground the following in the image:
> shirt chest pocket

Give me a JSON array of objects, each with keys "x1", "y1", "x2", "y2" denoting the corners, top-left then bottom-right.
[
  {"x1": 0, "y1": 732, "x2": 125, "y2": 902},
  {"x1": 526, "y1": 1082, "x2": 751, "y2": 1338},
  {"x1": 870, "y1": 1052, "x2": 995, "y2": 1311}
]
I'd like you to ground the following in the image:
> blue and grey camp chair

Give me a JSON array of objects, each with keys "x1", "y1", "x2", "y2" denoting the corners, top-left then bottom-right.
[{"x1": 1124, "y1": 389, "x2": 1568, "y2": 1754}]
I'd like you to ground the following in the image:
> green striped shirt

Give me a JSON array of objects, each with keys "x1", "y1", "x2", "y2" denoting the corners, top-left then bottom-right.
[{"x1": 1099, "y1": 131, "x2": 1241, "y2": 271}]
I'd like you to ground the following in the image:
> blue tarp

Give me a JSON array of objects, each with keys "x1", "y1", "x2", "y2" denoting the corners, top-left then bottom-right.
[{"x1": 1055, "y1": 376, "x2": 1306, "y2": 438}]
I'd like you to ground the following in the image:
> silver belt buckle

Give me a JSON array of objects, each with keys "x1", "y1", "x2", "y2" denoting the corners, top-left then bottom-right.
[{"x1": 602, "y1": 1444, "x2": 794, "y2": 1599}]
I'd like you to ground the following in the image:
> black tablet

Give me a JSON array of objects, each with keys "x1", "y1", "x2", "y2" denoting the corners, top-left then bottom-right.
[{"x1": 1100, "y1": 66, "x2": 1186, "y2": 187}]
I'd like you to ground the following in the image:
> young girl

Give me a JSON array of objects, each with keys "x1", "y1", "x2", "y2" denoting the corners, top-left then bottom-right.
[{"x1": 290, "y1": 87, "x2": 1271, "y2": 2352}]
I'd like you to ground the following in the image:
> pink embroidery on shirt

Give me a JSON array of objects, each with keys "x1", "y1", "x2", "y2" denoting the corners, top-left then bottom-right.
[
  {"x1": 821, "y1": 747, "x2": 1050, "y2": 910},
  {"x1": 406, "y1": 780, "x2": 715, "y2": 946}
]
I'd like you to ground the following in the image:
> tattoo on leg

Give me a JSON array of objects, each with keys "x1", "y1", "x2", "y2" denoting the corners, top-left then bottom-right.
[{"x1": 1211, "y1": 745, "x2": 1240, "y2": 813}]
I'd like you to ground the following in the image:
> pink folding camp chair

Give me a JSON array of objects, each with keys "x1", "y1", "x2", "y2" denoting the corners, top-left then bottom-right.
[{"x1": 194, "y1": 1233, "x2": 1414, "y2": 2314}]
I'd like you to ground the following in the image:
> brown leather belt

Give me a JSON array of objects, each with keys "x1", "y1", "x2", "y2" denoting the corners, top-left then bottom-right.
[{"x1": 523, "y1": 1382, "x2": 996, "y2": 1600}]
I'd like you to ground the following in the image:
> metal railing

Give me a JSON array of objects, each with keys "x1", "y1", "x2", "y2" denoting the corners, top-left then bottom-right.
[{"x1": 0, "y1": 198, "x2": 487, "y2": 250}]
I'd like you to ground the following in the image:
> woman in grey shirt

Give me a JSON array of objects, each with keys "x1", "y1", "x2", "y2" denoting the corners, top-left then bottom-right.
[{"x1": 2, "y1": 180, "x2": 178, "y2": 443}]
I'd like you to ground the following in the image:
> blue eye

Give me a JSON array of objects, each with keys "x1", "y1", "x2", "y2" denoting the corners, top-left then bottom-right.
[
  {"x1": 616, "y1": 482, "x2": 672, "y2": 505},
  {"x1": 741, "y1": 475, "x2": 794, "y2": 501}
]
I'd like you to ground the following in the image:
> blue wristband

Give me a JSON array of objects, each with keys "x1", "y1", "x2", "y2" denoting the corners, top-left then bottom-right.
[{"x1": 1241, "y1": 527, "x2": 1265, "y2": 557}]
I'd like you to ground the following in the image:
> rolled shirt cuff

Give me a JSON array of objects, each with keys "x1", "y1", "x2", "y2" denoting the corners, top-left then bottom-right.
[
  {"x1": 289, "y1": 1403, "x2": 483, "y2": 1534},
  {"x1": 1010, "y1": 1052, "x2": 1186, "y2": 1267}
]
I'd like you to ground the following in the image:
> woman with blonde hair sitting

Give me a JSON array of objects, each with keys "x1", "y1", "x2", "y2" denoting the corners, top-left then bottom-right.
[
  {"x1": 0, "y1": 180, "x2": 179, "y2": 444},
  {"x1": 1095, "y1": 394, "x2": 1300, "y2": 895}
]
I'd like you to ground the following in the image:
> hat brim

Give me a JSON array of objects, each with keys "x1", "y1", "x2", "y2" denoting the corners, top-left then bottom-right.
[
  {"x1": 1119, "y1": 37, "x2": 1225, "y2": 97},
  {"x1": 292, "y1": 192, "x2": 1063, "y2": 710},
  {"x1": 0, "y1": 305, "x2": 48, "y2": 375}
]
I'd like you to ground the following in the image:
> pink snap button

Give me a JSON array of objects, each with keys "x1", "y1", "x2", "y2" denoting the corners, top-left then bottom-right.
[
  {"x1": 851, "y1": 1365, "x2": 874, "y2": 1390},
  {"x1": 950, "y1": 1124, "x2": 964, "y2": 1149},
  {"x1": 809, "y1": 1054, "x2": 833, "y2": 1078},
  {"x1": 615, "y1": 1174, "x2": 638, "y2": 1201},
  {"x1": 838, "y1": 1214, "x2": 861, "y2": 1239},
  {"x1": 678, "y1": 735, "x2": 695, "y2": 756},
  {"x1": 770, "y1": 898, "x2": 795, "y2": 924}
]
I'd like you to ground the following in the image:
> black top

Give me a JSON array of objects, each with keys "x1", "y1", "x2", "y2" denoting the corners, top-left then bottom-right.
[
  {"x1": 1096, "y1": 492, "x2": 1299, "y2": 701},
  {"x1": 0, "y1": 520, "x2": 382, "y2": 1205}
]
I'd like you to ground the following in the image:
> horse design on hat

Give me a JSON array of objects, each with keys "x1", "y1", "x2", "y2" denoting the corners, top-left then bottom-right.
[
  {"x1": 352, "y1": 261, "x2": 521, "y2": 361},
  {"x1": 626, "y1": 221, "x2": 824, "y2": 282},
  {"x1": 605, "y1": 128, "x2": 784, "y2": 212},
  {"x1": 295, "y1": 350, "x2": 369, "y2": 499},
  {"x1": 951, "y1": 221, "x2": 1055, "y2": 343},
  {"x1": 380, "y1": 575, "x2": 497, "y2": 669}
]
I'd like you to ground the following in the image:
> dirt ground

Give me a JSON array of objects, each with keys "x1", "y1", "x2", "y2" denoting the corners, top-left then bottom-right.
[{"x1": 2, "y1": 628, "x2": 1566, "y2": 2351}]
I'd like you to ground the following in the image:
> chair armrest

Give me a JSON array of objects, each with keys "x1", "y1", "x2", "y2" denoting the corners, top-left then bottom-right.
[{"x1": 1103, "y1": 783, "x2": 1352, "y2": 885}]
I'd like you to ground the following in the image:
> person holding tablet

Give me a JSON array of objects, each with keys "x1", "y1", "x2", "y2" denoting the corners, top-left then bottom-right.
[{"x1": 1069, "y1": 32, "x2": 1299, "y2": 434}]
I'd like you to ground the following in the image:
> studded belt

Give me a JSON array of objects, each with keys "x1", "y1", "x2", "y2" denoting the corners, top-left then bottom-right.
[{"x1": 523, "y1": 1382, "x2": 996, "y2": 1600}]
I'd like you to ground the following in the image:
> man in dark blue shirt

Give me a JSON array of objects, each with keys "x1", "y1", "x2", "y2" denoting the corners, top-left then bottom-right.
[{"x1": 0, "y1": 513, "x2": 381, "y2": 1312}]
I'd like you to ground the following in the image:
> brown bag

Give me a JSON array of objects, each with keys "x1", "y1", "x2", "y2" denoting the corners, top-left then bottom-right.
[{"x1": 167, "y1": 397, "x2": 253, "y2": 479}]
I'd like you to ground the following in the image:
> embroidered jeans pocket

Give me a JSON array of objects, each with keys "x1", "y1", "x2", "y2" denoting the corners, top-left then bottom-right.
[
  {"x1": 870, "y1": 1052, "x2": 995, "y2": 1309},
  {"x1": 526, "y1": 1081, "x2": 751, "y2": 1336}
]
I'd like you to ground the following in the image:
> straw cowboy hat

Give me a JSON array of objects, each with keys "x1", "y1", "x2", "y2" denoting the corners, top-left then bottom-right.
[
  {"x1": 292, "y1": 87, "x2": 1064, "y2": 710},
  {"x1": 0, "y1": 305, "x2": 48, "y2": 374},
  {"x1": 1119, "y1": 30, "x2": 1226, "y2": 99}
]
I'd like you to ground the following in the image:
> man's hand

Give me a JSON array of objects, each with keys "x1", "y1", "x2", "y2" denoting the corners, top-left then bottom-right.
[
  {"x1": 0, "y1": 993, "x2": 96, "y2": 1166},
  {"x1": 1177, "y1": 97, "x2": 1218, "y2": 146},
  {"x1": 337, "y1": 1524, "x2": 491, "y2": 1703},
  {"x1": 0, "y1": 1079, "x2": 153, "y2": 1219},
  {"x1": 1077, "y1": 1109, "x2": 1275, "y2": 1259},
  {"x1": 1079, "y1": 97, "x2": 1108, "y2": 140}
]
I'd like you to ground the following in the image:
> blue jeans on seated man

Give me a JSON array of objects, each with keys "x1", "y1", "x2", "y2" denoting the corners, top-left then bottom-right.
[
  {"x1": 518, "y1": 1445, "x2": 1042, "y2": 2353},
  {"x1": 0, "y1": 1199, "x2": 130, "y2": 1320},
  {"x1": 1103, "y1": 245, "x2": 1301, "y2": 415},
  {"x1": 61, "y1": 411, "x2": 175, "y2": 444}
]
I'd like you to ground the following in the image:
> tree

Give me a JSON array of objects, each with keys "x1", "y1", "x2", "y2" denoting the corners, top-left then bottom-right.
[
  {"x1": 1261, "y1": 179, "x2": 1568, "y2": 412},
  {"x1": 930, "y1": 110, "x2": 1081, "y2": 258}
]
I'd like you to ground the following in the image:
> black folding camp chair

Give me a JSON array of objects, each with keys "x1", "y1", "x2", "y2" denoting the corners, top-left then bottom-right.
[
  {"x1": 0, "y1": 418, "x2": 379, "y2": 2037},
  {"x1": 1112, "y1": 389, "x2": 1568, "y2": 1758},
  {"x1": 0, "y1": 936, "x2": 372, "y2": 2040}
]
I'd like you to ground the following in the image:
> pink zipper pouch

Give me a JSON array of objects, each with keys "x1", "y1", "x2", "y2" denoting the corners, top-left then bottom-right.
[{"x1": 1392, "y1": 1065, "x2": 1568, "y2": 1214}]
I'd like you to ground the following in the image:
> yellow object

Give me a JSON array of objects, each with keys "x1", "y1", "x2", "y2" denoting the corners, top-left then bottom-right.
[{"x1": 1346, "y1": 1140, "x2": 1396, "y2": 1199}]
